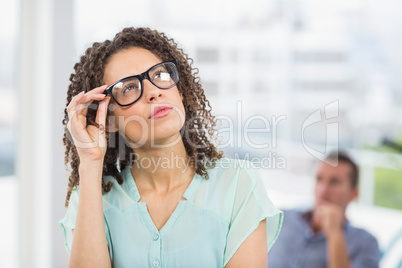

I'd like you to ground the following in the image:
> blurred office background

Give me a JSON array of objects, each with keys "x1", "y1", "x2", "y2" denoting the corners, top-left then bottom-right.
[{"x1": 0, "y1": 0, "x2": 401, "y2": 267}]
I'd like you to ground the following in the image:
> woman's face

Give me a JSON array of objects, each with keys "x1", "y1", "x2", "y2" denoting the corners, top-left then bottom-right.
[{"x1": 103, "y1": 47, "x2": 186, "y2": 149}]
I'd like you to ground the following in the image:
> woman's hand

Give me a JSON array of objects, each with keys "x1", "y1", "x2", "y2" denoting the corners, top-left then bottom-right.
[{"x1": 66, "y1": 85, "x2": 111, "y2": 163}]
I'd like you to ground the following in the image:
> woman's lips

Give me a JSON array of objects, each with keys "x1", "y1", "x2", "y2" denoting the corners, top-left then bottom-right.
[{"x1": 149, "y1": 105, "x2": 173, "y2": 119}]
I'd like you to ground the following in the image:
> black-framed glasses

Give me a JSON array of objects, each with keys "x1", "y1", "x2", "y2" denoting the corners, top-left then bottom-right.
[{"x1": 104, "y1": 59, "x2": 179, "y2": 106}]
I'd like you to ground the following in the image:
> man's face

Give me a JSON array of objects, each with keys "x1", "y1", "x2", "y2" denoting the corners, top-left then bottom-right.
[{"x1": 314, "y1": 161, "x2": 358, "y2": 212}]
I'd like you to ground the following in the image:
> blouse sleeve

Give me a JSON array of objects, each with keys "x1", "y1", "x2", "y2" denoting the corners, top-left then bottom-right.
[
  {"x1": 223, "y1": 162, "x2": 283, "y2": 266},
  {"x1": 59, "y1": 188, "x2": 113, "y2": 258}
]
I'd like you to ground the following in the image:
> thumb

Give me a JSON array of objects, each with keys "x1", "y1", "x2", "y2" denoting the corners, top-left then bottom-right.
[{"x1": 97, "y1": 97, "x2": 110, "y2": 149}]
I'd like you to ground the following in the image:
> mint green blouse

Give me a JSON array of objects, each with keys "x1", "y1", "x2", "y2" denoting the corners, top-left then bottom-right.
[{"x1": 60, "y1": 158, "x2": 283, "y2": 268}]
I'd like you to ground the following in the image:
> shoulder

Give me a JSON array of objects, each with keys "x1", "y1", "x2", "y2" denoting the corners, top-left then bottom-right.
[
  {"x1": 273, "y1": 209, "x2": 307, "y2": 233},
  {"x1": 206, "y1": 157, "x2": 262, "y2": 186},
  {"x1": 190, "y1": 158, "x2": 263, "y2": 216},
  {"x1": 195, "y1": 158, "x2": 259, "y2": 193},
  {"x1": 347, "y1": 224, "x2": 379, "y2": 245},
  {"x1": 346, "y1": 224, "x2": 380, "y2": 262},
  {"x1": 282, "y1": 209, "x2": 304, "y2": 221},
  {"x1": 197, "y1": 158, "x2": 264, "y2": 203},
  {"x1": 200, "y1": 157, "x2": 282, "y2": 217}
]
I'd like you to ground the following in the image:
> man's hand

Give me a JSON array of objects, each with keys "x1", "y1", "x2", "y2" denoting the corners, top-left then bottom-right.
[
  {"x1": 313, "y1": 203, "x2": 344, "y2": 235},
  {"x1": 313, "y1": 203, "x2": 351, "y2": 268}
]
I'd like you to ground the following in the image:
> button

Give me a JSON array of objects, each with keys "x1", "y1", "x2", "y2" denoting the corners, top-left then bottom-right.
[
  {"x1": 153, "y1": 234, "x2": 159, "y2": 241},
  {"x1": 152, "y1": 260, "x2": 160, "y2": 267}
]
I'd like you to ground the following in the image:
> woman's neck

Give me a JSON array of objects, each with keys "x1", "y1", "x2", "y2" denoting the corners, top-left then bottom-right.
[{"x1": 130, "y1": 139, "x2": 195, "y2": 194}]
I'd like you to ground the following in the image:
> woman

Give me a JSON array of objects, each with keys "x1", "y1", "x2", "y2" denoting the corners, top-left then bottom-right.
[{"x1": 60, "y1": 27, "x2": 282, "y2": 268}]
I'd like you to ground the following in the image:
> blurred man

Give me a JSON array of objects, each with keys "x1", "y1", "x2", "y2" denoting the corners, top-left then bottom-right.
[{"x1": 268, "y1": 152, "x2": 380, "y2": 268}]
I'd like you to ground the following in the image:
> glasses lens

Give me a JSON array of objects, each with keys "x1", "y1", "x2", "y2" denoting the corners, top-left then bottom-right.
[
  {"x1": 111, "y1": 77, "x2": 142, "y2": 105},
  {"x1": 149, "y1": 62, "x2": 179, "y2": 89}
]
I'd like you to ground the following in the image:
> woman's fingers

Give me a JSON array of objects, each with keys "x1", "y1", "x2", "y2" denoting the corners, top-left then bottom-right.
[
  {"x1": 89, "y1": 84, "x2": 107, "y2": 94},
  {"x1": 66, "y1": 85, "x2": 108, "y2": 140},
  {"x1": 96, "y1": 96, "x2": 111, "y2": 148},
  {"x1": 96, "y1": 96, "x2": 110, "y2": 124},
  {"x1": 67, "y1": 94, "x2": 106, "y2": 128},
  {"x1": 67, "y1": 86, "x2": 107, "y2": 117},
  {"x1": 80, "y1": 84, "x2": 107, "y2": 104},
  {"x1": 67, "y1": 85, "x2": 106, "y2": 111}
]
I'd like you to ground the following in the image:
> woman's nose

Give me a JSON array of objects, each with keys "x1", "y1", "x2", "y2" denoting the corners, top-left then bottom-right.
[{"x1": 143, "y1": 79, "x2": 163, "y2": 103}]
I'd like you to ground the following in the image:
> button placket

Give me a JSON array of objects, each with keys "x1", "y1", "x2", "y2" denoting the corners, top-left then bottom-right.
[
  {"x1": 149, "y1": 231, "x2": 161, "y2": 267},
  {"x1": 152, "y1": 259, "x2": 160, "y2": 267},
  {"x1": 153, "y1": 234, "x2": 159, "y2": 241}
]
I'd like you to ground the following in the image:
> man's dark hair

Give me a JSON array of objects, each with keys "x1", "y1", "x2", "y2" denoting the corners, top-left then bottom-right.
[{"x1": 325, "y1": 151, "x2": 359, "y2": 189}]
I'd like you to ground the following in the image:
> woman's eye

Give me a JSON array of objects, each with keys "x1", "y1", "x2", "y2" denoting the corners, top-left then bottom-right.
[
  {"x1": 121, "y1": 84, "x2": 139, "y2": 95},
  {"x1": 153, "y1": 70, "x2": 170, "y2": 81},
  {"x1": 153, "y1": 71, "x2": 161, "y2": 79},
  {"x1": 153, "y1": 70, "x2": 163, "y2": 79}
]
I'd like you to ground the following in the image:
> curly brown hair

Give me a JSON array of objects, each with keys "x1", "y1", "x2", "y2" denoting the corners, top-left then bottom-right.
[{"x1": 62, "y1": 27, "x2": 224, "y2": 207}]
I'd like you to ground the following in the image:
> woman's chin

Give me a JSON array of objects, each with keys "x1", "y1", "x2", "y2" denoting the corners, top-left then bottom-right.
[{"x1": 125, "y1": 132, "x2": 183, "y2": 150}]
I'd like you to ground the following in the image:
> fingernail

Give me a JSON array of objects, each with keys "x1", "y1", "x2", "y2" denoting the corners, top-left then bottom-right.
[{"x1": 78, "y1": 91, "x2": 84, "y2": 96}]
